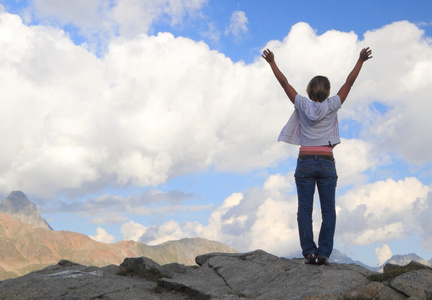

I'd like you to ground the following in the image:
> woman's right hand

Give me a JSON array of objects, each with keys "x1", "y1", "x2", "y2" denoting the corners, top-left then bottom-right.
[{"x1": 359, "y1": 47, "x2": 373, "y2": 62}]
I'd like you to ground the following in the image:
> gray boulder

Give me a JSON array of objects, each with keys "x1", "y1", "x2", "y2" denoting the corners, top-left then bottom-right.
[
  {"x1": 390, "y1": 269, "x2": 432, "y2": 300},
  {"x1": 1, "y1": 249, "x2": 431, "y2": 300}
]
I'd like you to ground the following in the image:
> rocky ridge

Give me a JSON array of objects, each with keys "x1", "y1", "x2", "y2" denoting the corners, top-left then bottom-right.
[{"x1": 1, "y1": 250, "x2": 431, "y2": 300}]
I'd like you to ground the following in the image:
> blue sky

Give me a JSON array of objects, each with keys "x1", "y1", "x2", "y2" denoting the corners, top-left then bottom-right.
[{"x1": 0, "y1": 0, "x2": 432, "y2": 267}]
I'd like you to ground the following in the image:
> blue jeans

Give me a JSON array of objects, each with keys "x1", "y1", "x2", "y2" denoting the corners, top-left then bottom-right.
[{"x1": 294, "y1": 156, "x2": 338, "y2": 259}]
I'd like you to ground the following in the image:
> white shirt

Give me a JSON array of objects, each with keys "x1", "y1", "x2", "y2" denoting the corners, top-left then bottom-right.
[{"x1": 278, "y1": 94, "x2": 341, "y2": 146}]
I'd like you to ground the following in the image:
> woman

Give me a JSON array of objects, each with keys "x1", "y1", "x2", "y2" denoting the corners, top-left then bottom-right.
[{"x1": 262, "y1": 47, "x2": 372, "y2": 265}]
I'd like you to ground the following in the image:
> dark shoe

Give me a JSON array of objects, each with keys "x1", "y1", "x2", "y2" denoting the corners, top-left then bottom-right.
[
  {"x1": 317, "y1": 256, "x2": 329, "y2": 265},
  {"x1": 304, "y1": 253, "x2": 319, "y2": 265}
]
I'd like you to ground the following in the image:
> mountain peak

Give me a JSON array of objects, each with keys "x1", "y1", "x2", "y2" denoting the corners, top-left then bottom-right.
[
  {"x1": 0, "y1": 191, "x2": 53, "y2": 230},
  {"x1": 3, "y1": 191, "x2": 35, "y2": 211}
]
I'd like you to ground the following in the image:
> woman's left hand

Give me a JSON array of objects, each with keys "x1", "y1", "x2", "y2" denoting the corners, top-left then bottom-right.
[{"x1": 262, "y1": 49, "x2": 275, "y2": 63}]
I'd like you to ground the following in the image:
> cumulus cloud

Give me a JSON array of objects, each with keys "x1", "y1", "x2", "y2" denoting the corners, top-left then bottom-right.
[
  {"x1": 89, "y1": 227, "x2": 116, "y2": 243},
  {"x1": 121, "y1": 220, "x2": 148, "y2": 241},
  {"x1": 119, "y1": 174, "x2": 430, "y2": 260},
  {"x1": 2, "y1": 11, "x2": 430, "y2": 199},
  {"x1": 375, "y1": 244, "x2": 392, "y2": 265},
  {"x1": 140, "y1": 220, "x2": 194, "y2": 245},
  {"x1": 418, "y1": 189, "x2": 432, "y2": 250},
  {"x1": 357, "y1": 22, "x2": 432, "y2": 164},
  {"x1": 337, "y1": 177, "x2": 429, "y2": 246},
  {"x1": 129, "y1": 173, "x2": 300, "y2": 256},
  {"x1": 1, "y1": 6, "x2": 432, "y2": 260},
  {"x1": 333, "y1": 138, "x2": 384, "y2": 188},
  {"x1": 0, "y1": 9, "x2": 291, "y2": 197}
]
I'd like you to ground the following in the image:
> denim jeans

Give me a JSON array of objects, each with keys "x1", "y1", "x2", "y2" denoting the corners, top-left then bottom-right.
[{"x1": 294, "y1": 156, "x2": 338, "y2": 259}]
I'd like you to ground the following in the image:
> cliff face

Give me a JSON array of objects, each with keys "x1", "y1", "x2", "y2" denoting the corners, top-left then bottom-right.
[
  {"x1": 1, "y1": 250, "x2": 431, "y2": 300},
  {"x1": 0, "y1": 212, "x2": 236, "y2": 280}
]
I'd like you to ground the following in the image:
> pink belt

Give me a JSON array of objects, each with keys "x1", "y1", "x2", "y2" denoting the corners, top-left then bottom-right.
[{"x1": 299, "y1": 146, "x2": 333, "y2": 157}]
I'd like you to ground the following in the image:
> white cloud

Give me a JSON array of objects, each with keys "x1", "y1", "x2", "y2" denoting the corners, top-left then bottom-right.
[
  {"x1": 264, "y1": 173, "x2": 295, "y2": 195},
  {"x1": 337, "y1": 177, "x2": 429, "y2": 246},
  {"x1": 225, "y1": 10, "x2": 248, "y2": 41},
  {"x1": 121, "y1": 220, "x2": 148, "y2": 241},
  {"x1": 249, "y1": 198, "x2": 299, "y2": 255},
  {"x1": 2, "y1": 1, "x2": 432, "y2": 267},
  {"x1": 375, "y1": 244, "x2": 392, "y2": 265},
  {"x1": 140, "y1": 220, "x2": 193, "y2": 245},
  {"x1": 1, "y1": 8, "x2": 432, "y2": 259},
  {"x1": 118, "y1": 174, "x2": 431, "y2": 259},
  {"x1": 356, "y1": 22, "x2": 432, "y2": 164},
  {"x1": 418, "y1": 189, "x2": 432, "y2": 250},
  {"x1": 89, "y1": 227, "x2": 116, "y2": 243},
  {"x1": 26, "y1": 0, "x2": 208, "y2": 48},
  {"x1": 0, "y1": 9, "x2": 293, "y2": 197},
  {"x1": 333, "y1": 138, "x2": 383, "y2": 188},
  {"x1": 127, "y1": 173, "x2": 300, "y2": 256}
]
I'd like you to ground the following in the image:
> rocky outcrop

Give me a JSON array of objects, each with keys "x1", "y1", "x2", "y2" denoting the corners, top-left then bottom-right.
[{"x1": 1, "y1": 250, "x2": 431, "y2": 300}]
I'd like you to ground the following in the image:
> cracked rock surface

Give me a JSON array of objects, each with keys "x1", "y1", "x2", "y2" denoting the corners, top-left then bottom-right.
[
  {"x1": 1, "y1": 249, "x2": 431, "y2": 299},
  {"x1": 0, "y1": 261, "x2": 187, "y2": 300}
]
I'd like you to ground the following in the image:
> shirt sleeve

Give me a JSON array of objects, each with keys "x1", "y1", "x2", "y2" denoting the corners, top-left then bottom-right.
[
  {"x1": 328, "y1": 95, "x2": 342, "y2": 110},
  {"x1": 294, "y1": 94, "x2": 306, "y2": 110}
]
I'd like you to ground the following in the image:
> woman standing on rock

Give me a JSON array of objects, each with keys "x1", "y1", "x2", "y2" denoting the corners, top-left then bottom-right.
[{"x1": 262, "y1": 47, "x2": 372, "y2": 265}]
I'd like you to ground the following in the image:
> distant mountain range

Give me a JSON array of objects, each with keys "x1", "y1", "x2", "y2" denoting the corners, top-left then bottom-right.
[
  {"x1": 0, "y1": 191, "x2": 431, "y2": 280},
  {"x1": 380, "y1": 253, "x2": 432, "y2": 271},
  {"x1": 0, "y1": 191, "x2": 237, "y2": 280},
  {"x1": 330, "y1": 249, "x2": 432, "y2": 272}
]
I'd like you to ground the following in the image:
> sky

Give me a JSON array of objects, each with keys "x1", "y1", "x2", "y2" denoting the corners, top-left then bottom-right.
[{"x1": 0, "y1": 0, "x2": 431, "y2": 267}]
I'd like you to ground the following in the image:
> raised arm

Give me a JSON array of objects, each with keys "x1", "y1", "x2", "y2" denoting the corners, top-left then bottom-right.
[
  {"x1": 337, "y1": 47, "x2": 373, "y2": 104},
  {"x1": 262, "y1": 49, "x2": 297, "y2": 104}
]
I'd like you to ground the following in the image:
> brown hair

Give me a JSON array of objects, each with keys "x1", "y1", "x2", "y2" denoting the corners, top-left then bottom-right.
[{"x1": 307, "y1": 75, "x2": 330, "y2": 102}]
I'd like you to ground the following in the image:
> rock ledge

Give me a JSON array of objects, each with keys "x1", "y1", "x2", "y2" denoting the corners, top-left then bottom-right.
[{"x1": 1, "y1": 250, "x2": 431, "y2": 300}]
